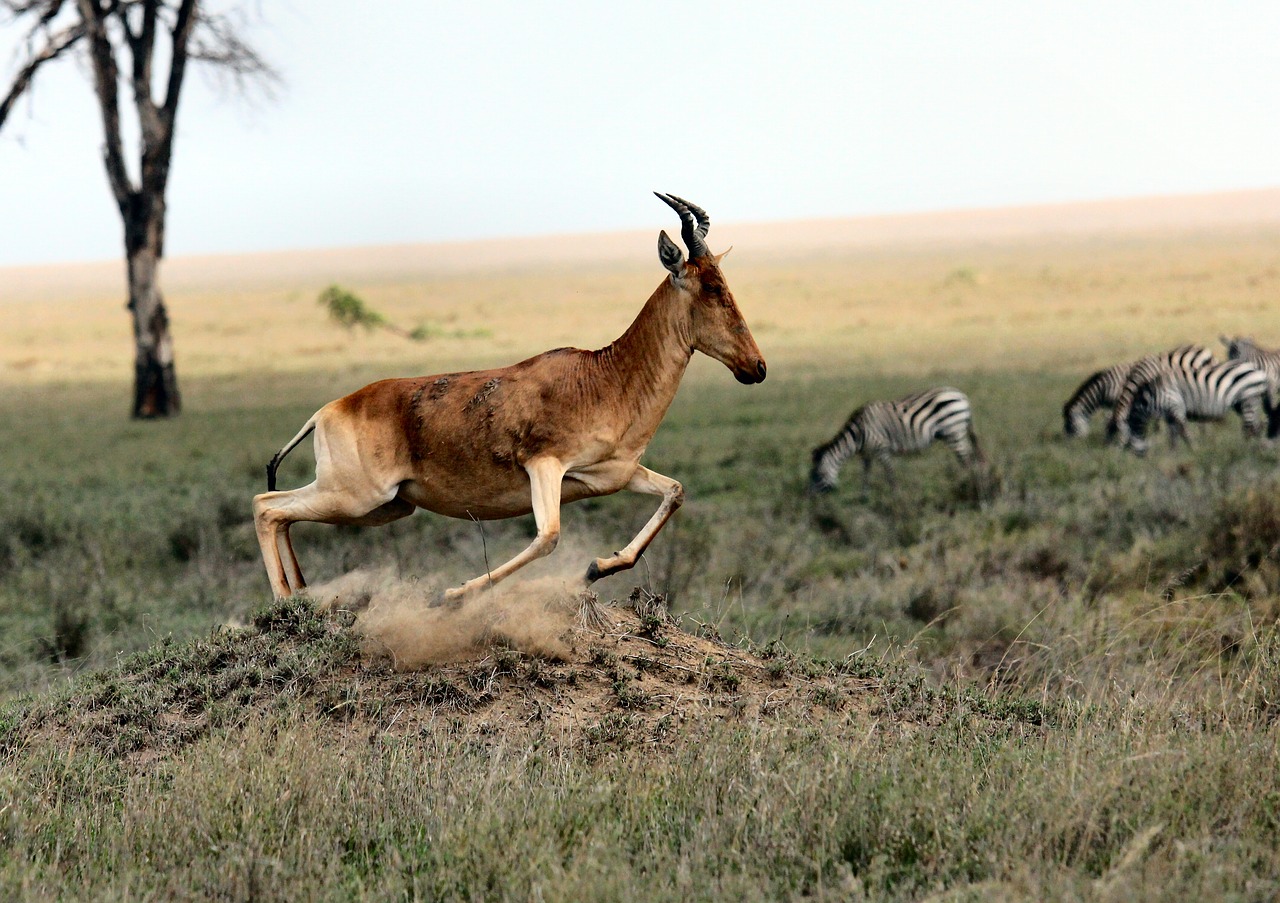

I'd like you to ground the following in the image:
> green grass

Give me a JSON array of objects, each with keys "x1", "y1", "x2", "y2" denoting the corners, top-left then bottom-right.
[{"x1": 3, "y1": 361, "x2": 1280, "y2": 897}]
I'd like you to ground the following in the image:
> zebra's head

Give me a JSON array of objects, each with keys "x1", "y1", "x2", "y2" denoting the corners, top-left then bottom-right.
[
  {"x1": 807, "y1": 445, "x2": 841, "y2": 494},
  {"x1": 1105, "y1": 414, "x2": 1130, "y2": 448},
  {"x1": 808, "y1": 421, "x2": 862, "y2": 494},
  {"x1": 1062, "y1": 403, "x2": 1089, "y2": 438},
  {"x1": 1221, "y1": 335, "x2": 1256, "y2": 362},
  {"x1": 1119, "y1": 382, "x2": 1161, "y2": 455}
]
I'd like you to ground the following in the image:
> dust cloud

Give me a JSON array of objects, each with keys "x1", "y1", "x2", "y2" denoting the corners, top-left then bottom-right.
[{"x1": 303, "y1": 567, "x2": 600, "y2": 670}]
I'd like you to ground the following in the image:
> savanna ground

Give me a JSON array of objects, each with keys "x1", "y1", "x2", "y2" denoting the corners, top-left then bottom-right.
[{"x1": 2, "y1": 191, "x2": 1280, "y2": 899}]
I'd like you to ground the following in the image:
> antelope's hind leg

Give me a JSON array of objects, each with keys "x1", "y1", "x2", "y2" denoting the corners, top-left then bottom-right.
[
  {"x1": 585, "y1": 465, "x2": 684, "y2": 585},
  {"x1": 253, "y1": 484, "x2": 413, "y2": 599},
  {"x1": 279, "y1": 524, "x2": 305, "y2": 591}
]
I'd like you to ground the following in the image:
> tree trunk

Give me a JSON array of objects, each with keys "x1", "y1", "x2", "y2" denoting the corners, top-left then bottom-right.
[{"x1": 127, "y1": 239, "x2": 180, "y2": 419}]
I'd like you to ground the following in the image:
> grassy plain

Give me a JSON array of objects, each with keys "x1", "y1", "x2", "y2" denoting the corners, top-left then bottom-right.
[{"x1": 3, "y1": 191, "x2": 1280, "y2": 898}]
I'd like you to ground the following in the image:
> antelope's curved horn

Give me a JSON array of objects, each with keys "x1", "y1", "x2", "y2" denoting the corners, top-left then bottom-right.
[
  {"x1": 665, "y1": 194, "x2": 709, "y2": 238},
  {"x1": 654, "y1": 192, "x2": 711, "y2": 259}
]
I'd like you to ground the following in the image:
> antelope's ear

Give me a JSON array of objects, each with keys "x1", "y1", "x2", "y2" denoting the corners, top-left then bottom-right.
[
  {"x1": 713, "y1": 245, "x2": 733, "y2": 265},
  {"x1": 658, "y1": 230, "x2": 686, "y2": 278}
]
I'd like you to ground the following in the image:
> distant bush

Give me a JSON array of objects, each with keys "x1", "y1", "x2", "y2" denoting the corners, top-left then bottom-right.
[
  {"x1": 318, "y1": 284, "x2": 488, "y2": 342},
  {"x1": 317, "y1": 284, "x2": 388, "y2": 332}
]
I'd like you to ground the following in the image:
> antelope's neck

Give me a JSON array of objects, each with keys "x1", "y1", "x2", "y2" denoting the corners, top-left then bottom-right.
[{"x1": 596, "y1": 279, "x2": 694, "y2": 441}]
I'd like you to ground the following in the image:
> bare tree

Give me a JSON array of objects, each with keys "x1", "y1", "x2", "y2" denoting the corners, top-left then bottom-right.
[{"x1": 1, "y1": 0, "x2": 274, "y2": 417}]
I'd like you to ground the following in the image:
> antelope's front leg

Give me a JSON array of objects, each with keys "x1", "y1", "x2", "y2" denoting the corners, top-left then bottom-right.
[
  {"x1": 443, "y1": 458, "x2": 566, "y2": 601},
  {"x1": 585, "y1": 466, "x2": 684, "y2": 584}
]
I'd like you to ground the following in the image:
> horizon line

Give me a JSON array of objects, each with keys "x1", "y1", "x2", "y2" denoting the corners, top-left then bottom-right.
[{"x1": 4, "y1": 184, "x2": 1279, "y2": 273}]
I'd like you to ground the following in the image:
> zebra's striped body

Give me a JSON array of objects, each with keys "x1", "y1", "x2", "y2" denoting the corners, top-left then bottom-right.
[
  {"x1": 1222, "y1": 335, "x2": 1280, "y2": 415},
  {"x1": 1063, "y1": 344, "x2": 1214, "y2": 438},
  {"x1": 809, "y1": 387, "x2": 980, "y2": 492},
  {"x1": 1106, "y1": 344, "x2": 1216, "y2": 445},
  {"x1": 1123, "y1": 359, "x2": 1269, "y2": 455}
]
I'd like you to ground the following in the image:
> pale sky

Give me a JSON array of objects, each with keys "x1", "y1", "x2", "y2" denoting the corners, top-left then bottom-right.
[{"x1": 1, "y1": 1, "x2": 1279, "y2": 267}]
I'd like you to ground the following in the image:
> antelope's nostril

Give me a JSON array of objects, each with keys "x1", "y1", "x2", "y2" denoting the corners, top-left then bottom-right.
[{"x1": 734, "y1": 358, "x2": 767, "y2": 385}]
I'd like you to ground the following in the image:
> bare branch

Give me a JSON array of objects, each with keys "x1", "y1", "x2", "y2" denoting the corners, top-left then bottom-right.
[
  {"x1": 0, "y1": 1, "x2": 61, "y2": 20},
  {"x1": 0, "y1": 19, "x2": 83, "y2": 130},
  {"x1": 187, "y1": 7, "x2": 278, "y2": 97},
  {"x1": 0, "y1": 0, "x2": 69, "y2": 29},
  {"x1": 126, "y1": 0, "x2": 161, "y2": 142},
  {"x1": 75, "y1": 0, "x2": 134, "y2": 209},
  {"x1": 157, "y1": 0, "x2": 192, "y2": 119}
]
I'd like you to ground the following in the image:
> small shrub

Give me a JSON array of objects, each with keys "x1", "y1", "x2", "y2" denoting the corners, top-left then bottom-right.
[
  {"x1": 612, "y1": 678, "x2": 653, "y2": 711},
  {"x1": 317, "y1": 284, "x2": 387, "y2": 332},
  {"x1": 702, "y1": 661, "x2": 741, "y2": 694}
]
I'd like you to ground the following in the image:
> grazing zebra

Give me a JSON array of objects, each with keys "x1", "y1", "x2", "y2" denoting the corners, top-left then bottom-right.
[
  {"x1": 1222, "y1": 335, "x2": 1280, "y2": 413},
  {"x1": 1063, "y1": 344, "x2": 1214, "y2": 438},
  {"x1": 1122, "y1": 359, "x2": 1269, "y2": 455},
  {"x1": 1106, "y1": 344, "x2": 1217, "y2": 446},
  {"x1": 809, "y1": 387, "x2": 982, "y2": 492}
]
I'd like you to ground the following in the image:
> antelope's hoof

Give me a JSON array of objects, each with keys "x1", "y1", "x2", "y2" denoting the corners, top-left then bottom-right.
[
  {"x1": 584, "y1": 561, "x2": 602, "y2": 584},
  {"x1": 431, "y1": 586, "x2": 469, "y2": 609}
]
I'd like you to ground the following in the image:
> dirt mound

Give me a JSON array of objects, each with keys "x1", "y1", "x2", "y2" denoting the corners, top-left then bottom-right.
[
  {"x1": 332, "y1": 586, "x2": 882, "y2": 748},
  {"x1": 2, "y1": 588, "x2": 904, "y2": 766}
]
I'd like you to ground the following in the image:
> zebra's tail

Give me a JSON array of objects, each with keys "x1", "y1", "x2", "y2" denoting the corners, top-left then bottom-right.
[{"x1": 968, "y1": 426, "x2": 988, "y2": 468}]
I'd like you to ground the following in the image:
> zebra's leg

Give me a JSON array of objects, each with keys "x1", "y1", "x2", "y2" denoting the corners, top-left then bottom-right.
[
  {"x1": 946, "y1": 426, "x2": 981, "y2": 468},
  {"x1": 859, "y1": 455, "x2": 874, "y2": 493},
  {"x1": 1167, "y1": 413, "x2": 1191, "y2": 449},
  {"x1": 876, "y1": 450, "x2": 896, "y2": 486},
  {"x1": 1240, "y1": 397, "x2": 1265, "y2": 439},
  {"x1": 947, "y1": 427, "x2": 990, "y2": 502},
  {"x1": 1126, "y1": 410, "x2": 1151, "y2": 456},
  {"x1": 942, "y1": 428, "x2": 967, "y2": 466},
  {"x1": 1266, "y1": 391, "x2": 1280, "y2": 439}
]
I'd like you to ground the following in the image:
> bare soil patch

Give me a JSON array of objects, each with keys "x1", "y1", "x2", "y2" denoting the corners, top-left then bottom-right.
[{"x1": 334, "y1": 587, "x2": 882, "y2": 751}]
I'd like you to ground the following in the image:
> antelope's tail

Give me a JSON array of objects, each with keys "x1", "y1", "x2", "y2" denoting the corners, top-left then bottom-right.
[{"x1": 266, "y1": 414, "x2": 319, "y2": 491}]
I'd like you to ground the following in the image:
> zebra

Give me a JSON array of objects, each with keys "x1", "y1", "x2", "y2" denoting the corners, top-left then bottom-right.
[
  {"x1": 1222, "y1": 335, "x2": 1280, "y2": 427},
  {"x1": 1121, "y1": 359, "x2": 1269, "y2": 455},
  {"x1": 1063, "y1": 344, "x2": 1214, "y2": 438},
  {"x1": 1106, "y1": 344, "x2": 1217, "y2": 446},
  {"x1": 809, "y1": 387, "x2": 982, "y2": 492}
]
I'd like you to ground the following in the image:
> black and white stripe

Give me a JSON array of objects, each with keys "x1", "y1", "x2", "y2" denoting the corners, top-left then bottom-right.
[
  {"x1": 1106, "y1": 344, "x2": 1216, "y2": 445},
  {"x1": 809, "y1": 387, "x2": 980, "y2": 492},
  {"x1": 1222, "y1": 335, "x2": 1280, "y2": 410},
  {"x1": 1063, "y1": 344, "x2": 1213, "y2": 438},
  {"x1": 1122, "y1": 359, "x2": 1269, "y2": 455}
]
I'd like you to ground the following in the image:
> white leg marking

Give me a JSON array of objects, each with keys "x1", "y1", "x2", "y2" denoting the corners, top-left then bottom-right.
[
  {"x1": 586, "y1": 465, "x2": 684, "y2": 584},
  {"x1": 444, "y1": 457, "x2": 567, "y2": 600}
]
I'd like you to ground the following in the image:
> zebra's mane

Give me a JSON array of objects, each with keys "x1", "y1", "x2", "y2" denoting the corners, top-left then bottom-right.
[
  {"x1": 811, "y1": 406, "x2": 866, "y2": 462},
  {"x1": 1063, "y1": 366, "x2": 1121, "y2": 416}
]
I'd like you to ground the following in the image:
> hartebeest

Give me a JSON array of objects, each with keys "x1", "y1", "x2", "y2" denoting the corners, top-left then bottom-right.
[{"x1": 253, "y1": 193, "x2": 766, "y2": 601}]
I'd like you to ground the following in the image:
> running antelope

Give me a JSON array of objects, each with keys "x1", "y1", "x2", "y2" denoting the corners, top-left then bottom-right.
[{"x1": 252, "y1": 194, "x2": 767, "y2": 601}]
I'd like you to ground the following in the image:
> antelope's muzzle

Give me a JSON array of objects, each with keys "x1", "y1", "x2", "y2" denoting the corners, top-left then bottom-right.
[{"x1": 736, "y1": 358, "x2": 767, "y2": 385}]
